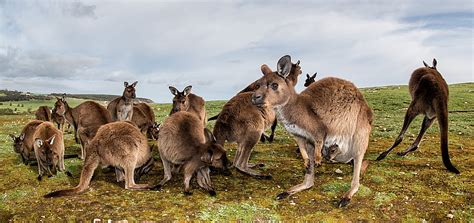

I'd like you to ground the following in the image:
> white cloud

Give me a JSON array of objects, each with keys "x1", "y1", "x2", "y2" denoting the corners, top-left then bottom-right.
[{"x1": 0, "y1": 1, "x2": 472, "y2": 102}]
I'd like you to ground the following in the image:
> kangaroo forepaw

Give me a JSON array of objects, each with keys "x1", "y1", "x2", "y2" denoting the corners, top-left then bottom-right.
[
  {"x1": 338, "y1": 197, "x2": 351, "y2": 208},
  {"x1": 208, "y1": 190, "x2": 216, "y2": 196},
  {"x1": 37, "y1": 175, "x2": 42, "y2": 181},
  {"x1": 276, "y1": 192, "x2": 290, "y2": 200}
]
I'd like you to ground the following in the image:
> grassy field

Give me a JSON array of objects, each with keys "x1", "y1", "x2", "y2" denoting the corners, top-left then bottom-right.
[{"x1": 0, "y1": 83, "x2": 472, "y2": 222}]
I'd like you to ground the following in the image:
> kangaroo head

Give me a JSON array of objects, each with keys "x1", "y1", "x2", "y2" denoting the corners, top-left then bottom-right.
[
  {"x1": 53, "y1": 94, "x2": 68, "y2": 116},
  {"x1": 201, "y1": 128, "x2": 230, "y2": 170},
  {"x1": 34, "y1": 135, "x2": 59, "y2": 175},
  {"x1": 169, "y1": 85, "x2": 192, "y2": 114},
  {"x1": 148, "y1": 122, "x2": 161, "y2": 140},
  {"x1": 123, "y1": 81, "x2": 138, "y2": 99},
  {"x1": 422, "y1": 58, "x2": 438, "y2": 70},
  {"x1": 304, "y1": 72, "x2": 317, "y2": 87},
  {"x1": 10, "y1": 133, "x2": 25, "y2": 153},
  {"x1": 252, "y1": 55, "x2": 295, "y2": 108},
  {"x1": 322, "y1": 144, "x2": 342, "y2": 163}
]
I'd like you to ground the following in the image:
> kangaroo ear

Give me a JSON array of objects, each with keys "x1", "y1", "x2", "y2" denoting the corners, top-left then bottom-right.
[
  {"x1": 261, "y1": 64, "x2": 273, "y2": 75},
  {"x1": 201, "y1": 149, "x2": 213, "y2": 164},
  {"x1": 19, "y1": 133, "x2": 25, "y2": 141},
  {"x1": 124, "y1": 81, "x2": 129, "y2": 87},
  {"x1": 131, "y1": 81, "x2": 138, "y2": 88},
  {"x1": 204, "y1": 128, "x2": 216, "y2": 143},
  {"x1": 9, "y1": 134, "x2": 16, "y2": 141},
  {"x1": 47, "y1": 135, "x2": 56, "y2": 145},
  {"x1": 423, "y1": 61, "x2": 429, "y2": 68},
  {"x1": 35, "y1": 138, "x2": 43, "y2": 148},
  {"x1": 432, "y1": 58, "x2": 437, "y2": 69},
  {"x1": 306, "y1": 74, "x2": 310, "y2": 78},
  {"x1": 312, "y1": 72, "x2": 317, "y2": 78},
  {"x1": 61, "y1": 94, "x2": 66, "y2": 102},
  {"x1": 277, "y1": 55, "x2": 292, "y2": 78},
  {"x1": 183, "y1": 85, "x2": 192, "y2": 96},
  {"x1": 169, "y1": 86, "x2": 179, "y2": 96},
  {"x1": 296, "y1": 60, "x2": 300, "y2": 66}
]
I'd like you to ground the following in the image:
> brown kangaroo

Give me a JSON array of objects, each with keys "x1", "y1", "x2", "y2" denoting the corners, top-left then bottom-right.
[
  {"x1": 9, "y1": 120, "x2": 44, "y2": 164},
  {"x1": 33, "y1": 121, "x2": 69, "y2": 180},
  {"x1": 44, "y1": 121, "x2": 153, "y2": 198},
  {"x1": 209, "y1": 60, "x2": 302, "y2": 143},
  {"x1": 51, "y1": 107, "x2": 71, "y2": 133},
  {"x1": 153, "y1": 111, "x2": 230, "y2": 196},
  {"x1": 131, "y1": 102, "x2": 157, "y2": 139},
  {"x1": 304, "y1": 73, "x2": 317, "y2": 87},
  {"x1": 53, "y1": 96, "x2": 112, "y2": 159},
  {"x1": 376, "y1": 59, "x2": 460, "y2": 174},
  {"x1": 107, "y1": 81, "x2": 137, "y2": 121},
  {"x1": 251, "y1": 55, "x2": 373, "y2": 207},
  {"x1": 35, "y1": 106, "x2": 51, "y2": 121},
  {"x1": 169, "y1": 85, "x2": 207, "y2": 125}
]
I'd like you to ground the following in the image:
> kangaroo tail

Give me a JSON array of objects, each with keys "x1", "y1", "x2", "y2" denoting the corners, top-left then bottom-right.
[
  {"x1": 436, "y1": 100, "x2": 460, "y2": 174},
  {"x1": 44, "y1": 152, "x2": 99, "y2": 198}
]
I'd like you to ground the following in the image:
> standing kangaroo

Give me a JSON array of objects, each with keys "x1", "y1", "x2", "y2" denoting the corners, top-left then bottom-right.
[
  {"x1": 107, "y1": 81, "x2": 137, "y2": 121},
  {"x1": 53, "y1": 96, "x2": 112, "y2": 159},
  {"x1": 35, "y1": 106, "x2": 51, "y2": 121},
  {"x1": 44, "y1": 121, "x2": 153, "y2": 198},
  {"x1": 33, "y1": 122, "x2": 69, "y2": 180},
  {"x1": 169, "y1": 85, "x2": 207, "y2": 125},
  {"x1": 153, "y1": 111, "x2": 230, "y2": 196},
  {"x1": 51, "y1": 107, "x2": 71, "y2": 133},
  {"x1": 9, "y1": 120, "x2": 44, "y2": 164},
  {"x1": 251, "y1": 55, "x2": 373, "y2": 207},
  {"x1": 376, "y1": 59, "x2": 460, "y2": 174}
]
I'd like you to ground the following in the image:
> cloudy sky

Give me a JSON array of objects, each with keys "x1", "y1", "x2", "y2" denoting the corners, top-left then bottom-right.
[{"x1": 0, "y1": 0, "x2": 472, "y2": 102}]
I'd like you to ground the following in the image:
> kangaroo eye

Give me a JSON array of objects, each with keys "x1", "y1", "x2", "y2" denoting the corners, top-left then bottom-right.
[
  {"x1": 271, "y1": 83, "x2": 278, "y2": 90},
  {"x1": 255, "y1": 84, "x2": 260, "y2": 89}
]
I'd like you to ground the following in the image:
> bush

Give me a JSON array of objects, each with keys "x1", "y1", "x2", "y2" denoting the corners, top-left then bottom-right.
[{"x1": 0, "y1": 108, "x2": 15, "y2": 115}]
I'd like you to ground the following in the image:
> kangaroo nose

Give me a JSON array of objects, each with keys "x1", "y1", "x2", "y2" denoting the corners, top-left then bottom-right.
[{"x1": 251, "y1": 94, "x2": 263, "y2": 105}]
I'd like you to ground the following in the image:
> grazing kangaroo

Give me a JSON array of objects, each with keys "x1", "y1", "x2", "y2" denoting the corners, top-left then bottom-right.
[
  {"x1": 9, "y1": 120, "x2": 44, "y2": 164},
  {"x1": 153, "y1": 111, "x2": 230, "y2": 196},
  {"x1": 53, "y1": 96, "x2": 112, "y2": 159},
  {"x1": 169, "y1": 85, "x2": 207, "y2": 125},
  {"x1": 44, "y1": 122, "x2": 153, "y2": 198},
  {"x1": 251, "y1": 55, "x2": 373, "y2": 207},
  {"x1": 131, "y1": 103, "x2": 157, "y2": 139},
  {"x1": 376, "y1": 59, "x2": 460, "y2": 174},
  {"x1": 107, "y1": 81, "x2": 137, "y2": 121},
  {"x1": 304, "y1": 73, "x2": 317, "y2": 87},
  {"x1": 33, "y1": 122, "x2": 69, "y2": 180},
  {"x1": 35, "y1": 106, "x2": 51, "y2": 121}
]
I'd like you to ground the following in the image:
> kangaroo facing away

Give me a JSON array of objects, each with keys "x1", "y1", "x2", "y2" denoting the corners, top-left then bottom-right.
[
  {"x1": 107, "y1": 81, "x2": 137, "y2": 121},
  {"x1": 376, "y1": 59, "x2": 460, "y2": 174},
  {"x1": 33, "y1": 122, "x2": 70, "y2": 180},
  {"x1": 51, "y1": 107, "x2": 71, "y2": 133},
  {"x1": 131, "y1": 102, "x2": 157, "y2": 139},
  {"x1": 251, "y1": 55, "x2": 373, "y2": 207},
  {"x1": 169, "y1": 85, "x2": 207, "y2": 125},
  {"x1": 304, "y1": 73, "x2": 317, "y2": 87},
  {"x1": 44, "y1": 121, "x2": 153, "y2": 198},
  {"x1": 53, "y1": 96, "x2": 112, "y2": 159},
  {"x1": 153, "y1": 111, "x2": 230, "y2": 196},
  {"x1": 10, "y1": 120, "x2": 44, "y2": 164},
  {"x1": 35, "y1": 106, "x2": 51, "y2": 121}
]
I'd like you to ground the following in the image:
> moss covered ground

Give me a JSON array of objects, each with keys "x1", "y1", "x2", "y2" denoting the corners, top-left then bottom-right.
[{"x1": 0, "y1": 83, "x2": 472, "y2": 221}]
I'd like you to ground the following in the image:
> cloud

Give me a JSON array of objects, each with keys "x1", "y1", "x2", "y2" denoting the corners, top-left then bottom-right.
[{"x1": 0, "y1": 1, "x2": 472, "y2": 102}]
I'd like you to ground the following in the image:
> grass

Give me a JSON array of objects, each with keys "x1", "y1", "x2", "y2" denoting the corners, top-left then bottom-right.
[{"x1": 0, "y1": 83, "x2": 473, "y2": 221}]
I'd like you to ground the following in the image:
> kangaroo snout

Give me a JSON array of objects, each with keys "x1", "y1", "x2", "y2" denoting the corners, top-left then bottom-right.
[{"x1": 251, "y1": 94, "x2": 264, "y2": 105}]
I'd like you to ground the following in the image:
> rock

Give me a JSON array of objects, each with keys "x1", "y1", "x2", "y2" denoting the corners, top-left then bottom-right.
[
  {"x1": 335, "y1": 169, "x2": 343, "y2": 174},
  {"x1": 446, "y1": 213, "x2": 454, "y2": 219}
]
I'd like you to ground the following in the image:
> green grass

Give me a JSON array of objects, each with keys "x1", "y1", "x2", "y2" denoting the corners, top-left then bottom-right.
[{"x1": 0, "y1": 83, "x2": 473, "y2": 221}]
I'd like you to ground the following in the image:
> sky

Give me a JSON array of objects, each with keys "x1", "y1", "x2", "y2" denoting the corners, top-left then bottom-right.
[{"x1": 0, "y1": 0, "x2": 472, "y2": 103}]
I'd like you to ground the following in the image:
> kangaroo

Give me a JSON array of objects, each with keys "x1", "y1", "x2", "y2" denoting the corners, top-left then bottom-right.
[
  {"x1": 53, "y1": 96, "x2": 112, "y2": 159},
  {"x1": 9, "y1": 120, "x2": 44, "y2": 164},
  {"x1": 107, "y1": 81, "x2": 137, "y2": 121},
  {"x1": 134, "y1": 102, "x2": 155, "y2": 123},
  {"x1": 131, "y1": 103, "x2": 157, "y2": 139},
  {"x1": 148, "y1": 122, "x2": 161, "y2": 140},
  {"x1": 33, "y1": 122, "x2": 69, "y2": 180},
  {"x1": 376, "y1": 59, "x2": 460, "y2": 174},
  {"x1": 35, "y1": 106, "x2": 51, "y2": 121},
  {"x1": 51, "y1": 108, "x2": 71, "y2": 132},
  {"x1": 152, "y1": 111, "x2": 230, "y2": 196},
  {"x1": 304, "y1": 73, "x2": 317, "y2": 87},
  {"x1": 209, "y1": 60, "x2": 302, "y2": 143},
  {"x1": 44, "y1": 121, "x2": 153, "y2": 198},
  {"x1": 169, "y1": 85, "x2": 207, "y2": 125},
  {"x1": 251, "y1": 55, "x2": 373, "y2": 207}
]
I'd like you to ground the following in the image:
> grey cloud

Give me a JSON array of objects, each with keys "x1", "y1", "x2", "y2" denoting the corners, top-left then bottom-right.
[{"x1": 66, "y1": 1, "x2": 97, "y2": 18}]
